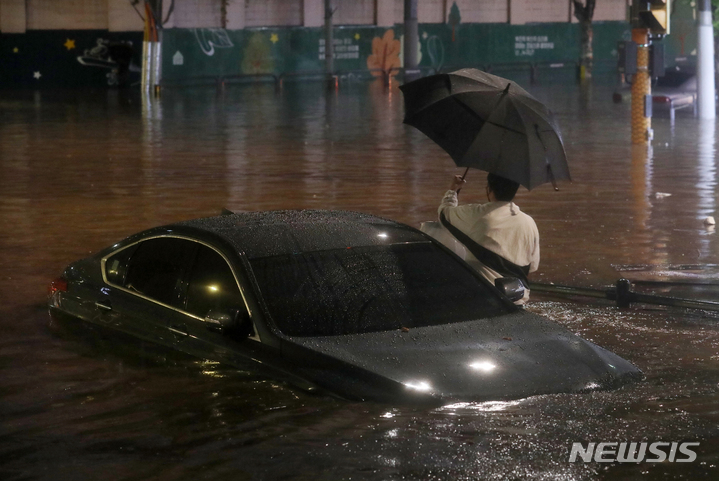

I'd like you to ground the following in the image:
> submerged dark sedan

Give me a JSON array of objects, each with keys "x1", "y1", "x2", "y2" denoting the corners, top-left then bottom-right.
[{"x1": 49, "y1": 210, "x2": 642, "y2": 404}]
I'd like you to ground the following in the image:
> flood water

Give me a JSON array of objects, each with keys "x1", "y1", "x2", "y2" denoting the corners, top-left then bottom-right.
[{"x1": 2, "y1": 72, "x2": 719, "y2": 479}]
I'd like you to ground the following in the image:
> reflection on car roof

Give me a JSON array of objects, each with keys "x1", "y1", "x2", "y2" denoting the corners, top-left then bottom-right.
[{"x1": 172, "y1": 210, "x2": 428, "y2": 259}]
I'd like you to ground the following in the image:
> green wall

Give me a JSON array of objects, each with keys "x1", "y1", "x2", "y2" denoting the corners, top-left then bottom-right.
[
  {"x1": 0, "y1": 30, "x2": 143, "y2": 88},
  {"x1": 0, "y1": 14, "x2": 698, "y2": 89},
  {"x1": 162, "y1": 21, "x2": 636, "y2": 85}
]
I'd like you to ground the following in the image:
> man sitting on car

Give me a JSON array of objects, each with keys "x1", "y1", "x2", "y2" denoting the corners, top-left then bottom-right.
[{"x1": 438, "y1": 173, "x2": 540, "y2": 304}]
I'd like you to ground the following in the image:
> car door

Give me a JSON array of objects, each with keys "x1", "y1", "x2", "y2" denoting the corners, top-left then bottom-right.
[
  {"x1": 100, "y1": 236, "x2": 198, "y2": 348},
  {"x1": 173, "y1": 243, "x2": 271, "y2": 366}
]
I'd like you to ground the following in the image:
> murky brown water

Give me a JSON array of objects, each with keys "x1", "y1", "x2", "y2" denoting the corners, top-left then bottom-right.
[{"x1": 2, "y1": 74, "x2": 719, "y2": 479}]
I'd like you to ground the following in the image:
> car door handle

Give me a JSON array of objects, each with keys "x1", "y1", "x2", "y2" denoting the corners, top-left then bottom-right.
[
  {"x1": 169, "y1": 324, "x2": 189, "y2": 337},
  {"x1": 95, "y1": 300, "x2": 112, "y2": 311}
]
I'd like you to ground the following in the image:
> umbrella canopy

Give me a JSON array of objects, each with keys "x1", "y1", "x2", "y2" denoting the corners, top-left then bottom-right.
[{"x1": 400, "y1": 68, "x2": 570, "y2": 190}]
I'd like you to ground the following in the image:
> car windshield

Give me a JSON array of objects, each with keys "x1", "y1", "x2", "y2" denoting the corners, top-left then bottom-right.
[{"x1": 249, "y1": 242, "x2": 511, "y2": 337}]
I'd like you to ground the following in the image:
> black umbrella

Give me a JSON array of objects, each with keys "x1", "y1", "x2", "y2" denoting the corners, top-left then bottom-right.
[{"x1": 400, "y1": 68, "x2": 570, "y2": 190}]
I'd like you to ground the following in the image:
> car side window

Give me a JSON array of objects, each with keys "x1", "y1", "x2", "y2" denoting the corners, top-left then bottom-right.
[
  {"x1": 122, "y1": 237, "x2": 196, "y2": 308},
  {"x1": 105, "y1": 244, "x2": 138, "y2": 286},
  {"x1": 185, "y1": 245, "x2": 244, "y2": 318}
]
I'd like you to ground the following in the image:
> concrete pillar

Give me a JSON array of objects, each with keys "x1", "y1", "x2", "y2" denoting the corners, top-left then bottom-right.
[
  {"x1": 324, "y1": 0, "x2": 334, "y2": 82},
  {"x1": 697, "y1": 0, "x2": 716, "y2": 119},
  {"x1": 0, "y1": 0, "x2": 26, "y2": 33},
  {"x1": 404, "y1": 0, "x2": 419, "y2": 77},
  {"x1": 304, "y1": 0, "x2": 323, "y2": 27}
]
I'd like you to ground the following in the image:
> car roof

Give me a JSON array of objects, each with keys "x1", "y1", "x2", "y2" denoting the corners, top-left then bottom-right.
[{"x1": 170, "y1": 210, "x2": 428, "y2": 259}]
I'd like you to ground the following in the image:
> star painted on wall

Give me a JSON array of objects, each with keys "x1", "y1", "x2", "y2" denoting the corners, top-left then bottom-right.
[
  {"x1": 270, "y1": 33, "x2": 279, "y2": 44},
  {"x1": 33, "y1": 71, "x2": 42, "y2": 79},
  {"x1": 13, "y1": 47, "x2": 19, "y2": 53},
  {"x1": 354, "y1": 33, "x2": 360, "y2": 40},
  {"x1": 64, "y1": 39, "x2": 76, "y2": 50}
]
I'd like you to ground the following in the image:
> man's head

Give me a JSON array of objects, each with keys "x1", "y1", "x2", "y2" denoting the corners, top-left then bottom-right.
[{"x1": 487, "y1": 173, "x2": 520, "y2": 202}]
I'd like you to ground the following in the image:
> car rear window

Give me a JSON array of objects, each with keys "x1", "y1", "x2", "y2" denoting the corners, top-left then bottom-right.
[{"x1": 249, "y1": 242, "x2": 510, "y2": 337}]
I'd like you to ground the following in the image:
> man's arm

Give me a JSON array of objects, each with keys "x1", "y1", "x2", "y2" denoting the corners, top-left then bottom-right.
[
  {"x1": 439, "y1": 189, "x2": 459, "y2": 211},
  {"x1": 438, "y1": 174, "x2": 465, "y2": 215},
  {"x1": 438, "y1": 176, "x2": 486, "y2": 235}
]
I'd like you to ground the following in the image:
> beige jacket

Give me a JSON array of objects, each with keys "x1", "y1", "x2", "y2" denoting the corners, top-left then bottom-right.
[{"x1": 438, "y1": 190, "x2": 540, "y2": 302}]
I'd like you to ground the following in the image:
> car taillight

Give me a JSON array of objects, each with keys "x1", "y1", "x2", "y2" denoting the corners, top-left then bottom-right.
[
  {"x1": 653, "y1": 96, "x2": 671, "y2": 104},
  {"x1": 49, "y1": 277, "x2": 68, "y2": 295}
]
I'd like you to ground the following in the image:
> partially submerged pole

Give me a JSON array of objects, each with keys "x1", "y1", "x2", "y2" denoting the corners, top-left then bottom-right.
[
  {"x1": 142, "y1": 38, "x2": 151, "y2": 91},
  {"x1": 403, "y1": 0, "x2": 419, "y2": 81},
  {"x1": 141, "y1": 5, "x2": 151, "y2": 92},
  {"x1": 630, "y1": 28, "x2": 652, "y2": 144},
  {"x1": 324, "y1": 0, "x2": 336, "y2": 89},
  {"x1": 142, "y1": 1, "x2": 162, "y2": 96},
  {"x1": 628, "y1": 0, "x2": 672, "y2": 143},
  {"x1": 153, "y1": 29, "x2": 163, "y2": 95},
  {"x1": 531, "y1": 279, "x2": 719, "y2": 312},
  {"x1": 697, "y1": 0, "x2": 716, "y2": 119}
]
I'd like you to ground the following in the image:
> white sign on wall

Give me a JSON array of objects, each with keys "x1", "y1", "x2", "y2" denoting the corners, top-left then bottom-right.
[
  {"x1": 514, "y1": 36, "x2": 554, "y2": 57},
  {"x1": 319, "y1": 38, "x2": 360, "y2": 60}
]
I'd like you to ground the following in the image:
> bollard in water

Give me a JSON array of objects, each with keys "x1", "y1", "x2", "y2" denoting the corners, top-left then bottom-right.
[{"x1": 615, "y1": 278, "x2": 633, "y2": 308}]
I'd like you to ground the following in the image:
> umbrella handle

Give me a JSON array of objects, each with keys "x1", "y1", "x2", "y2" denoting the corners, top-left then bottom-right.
[{"x1": 456, "y1": 167, "x2": 470, "y2": 195}]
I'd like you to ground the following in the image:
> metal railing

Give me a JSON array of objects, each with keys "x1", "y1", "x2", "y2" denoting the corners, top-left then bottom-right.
[
  {"x1": 437, "y1": 60, "x2": 579, "y2": 84},
  {"x1": 160, "y1": 61, "x2": 582, "y2": 89},
  {"x1": 531, "y1": 279, "x2": 719, "y2": 312}
]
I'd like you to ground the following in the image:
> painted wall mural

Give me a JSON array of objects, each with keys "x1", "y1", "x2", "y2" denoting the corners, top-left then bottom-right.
[
  {"x1": 0, "y1": 30, "x2": 143, "y2": 88},
  {"x1": 366, "y1": 29, "x2": 401, "y2": 77},
  {"x1": 76, "y1": 38, "x2": 139, "y2": 86},
  {"x1": 241, "y1": 32, "x2": 274, "y2": 74},
  {"x1": 194, "y1": 28, "x2": 234, "y2": 56},
  {"x1": 424, "y1": 32, "x2": 445, "y2": 73}
]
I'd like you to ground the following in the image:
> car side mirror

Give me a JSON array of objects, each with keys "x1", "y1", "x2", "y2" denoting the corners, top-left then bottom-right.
[
  {"x1": 205, "y1": 309, "x2": 252, "y2": 338},
  {"x1": 494, "y1": 277, "x2": 525, "y2": 303}
]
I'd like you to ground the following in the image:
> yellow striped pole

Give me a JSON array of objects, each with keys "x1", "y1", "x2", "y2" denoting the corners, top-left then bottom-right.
[{"x1": 631, "y1": 29, "x2": 651, "y2": 144}]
